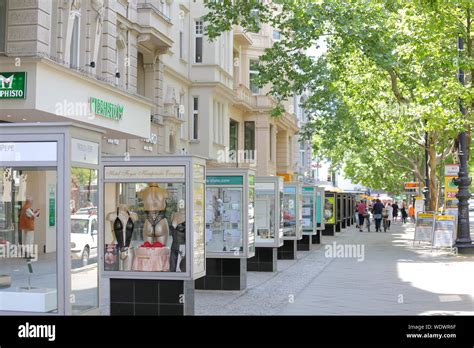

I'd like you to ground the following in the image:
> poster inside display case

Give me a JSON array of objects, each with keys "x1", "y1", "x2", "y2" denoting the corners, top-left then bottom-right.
[
  {"x1": 102, "y1": 158, "x2": 206, "y2": 278},
  {"x1": 205, "y1": 171, "x2": 255, "y2": 258},
  {"x1": 255, "y1": 182, "x2": 276, "y2": 244},
  {"x1": 302, "y1": 187, "x2": 315, "y2": 233},
  {"x1": 282, "y1": 184, "x2": 302, "y2": 239}
]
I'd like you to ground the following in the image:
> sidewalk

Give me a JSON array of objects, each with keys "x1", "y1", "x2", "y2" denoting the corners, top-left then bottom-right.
[{"x1": 195, "y1": 222, "x2": 474, "y2": 315}]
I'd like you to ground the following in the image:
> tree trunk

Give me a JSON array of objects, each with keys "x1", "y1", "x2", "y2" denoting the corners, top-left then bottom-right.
[{"x1": 428, "y1": 139, "x2": 437, "y2": 211}]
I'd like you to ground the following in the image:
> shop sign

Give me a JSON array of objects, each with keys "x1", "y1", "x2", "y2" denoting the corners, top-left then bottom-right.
[
  {"x1": 89, "y1": 97, "x2": 124, "y2": 121},
  {"x1": 284, "y1": 186, "x2": 296, "y2": 194},
  {"x1": 105, "y1": 166, "x2": 185, "y2": 180},
  {"x1": 206, "y1": 176, "x2": 243, "y2": 185},
  {"x1": 303, "y1": 186, "x2": 314, "y2": 192},
  {"x1": 445, "y1": 164, "x2": 459, "y2": 176},
  {"x1": 404, "y1": 182, "x2": 418, "y2": 194},
  {"x1": 0, "y1": 72, "x2": 26, "y2": 99},
  {"x1": 48, "y1": 185, "x2": 56, "y2": 227},
  {"x1": 71, "y1": 138, "x2": 99, "y2": 165},
  {"x1": 255, "y1": 182, "x2": 275, "y2": 191},
  {"x1": 0, "y1": 142, "x2": 57, "y2": 162}
]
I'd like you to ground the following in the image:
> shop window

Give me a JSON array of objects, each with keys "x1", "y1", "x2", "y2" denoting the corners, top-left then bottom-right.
[
  {"x1": 0, "y1": 166, "x2": 58, "y2": 313},
  {"x1": 195, "y1": 20, "x2": 203, "y2": 63},
  {"x1": 249, "y1": 60, "x2": 260, "y2": 95},
  {"x1": 0, "y1": 0, "x2": 6, "y2": 53},
  {"x1": 103, "y1": 182, "x2": 187, "y2": 273},
  {"x1": 70, "y1": 168, "x2": 98, "y2": 314}
]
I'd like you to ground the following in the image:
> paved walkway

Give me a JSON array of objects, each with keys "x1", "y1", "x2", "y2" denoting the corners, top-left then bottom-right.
[{"x1": 195, "y1": 222, "x2": 474, "y2": 315}]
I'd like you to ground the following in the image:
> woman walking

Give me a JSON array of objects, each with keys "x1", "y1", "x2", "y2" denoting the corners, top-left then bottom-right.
[
  {"x1": 401, "y1": 202, "x2": 408, "y2": 224},
  {"x1": 385, "y1": 202, "x2": 393, "y2": 231},
  {"x1": 392, "y1": 201, "x2": 399, "y2": 223},
  {"x1": 356, "y1": 200, "x2": 367, "y2": 232}
]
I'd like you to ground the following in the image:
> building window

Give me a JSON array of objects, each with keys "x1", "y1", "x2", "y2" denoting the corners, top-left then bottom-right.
[
  {"x1": 192, "y1": 97, "x2": 199, "y2": 140},
  {"x1": 179, "y1": 14, "x2": 185, "y2": 59},
  {"x1": 230, "y1": 120, "x2": 238, "y2": 153},
  {"x1": 269, "y1": 124, "x2": 273, "y2": 161},
  {"x1": 0, "y1": 0, "x2": 7, "y2": 53},
  {"x1": 272, "y1": 30, "x2": 281, "y2": 41},
  {"x1": 70, "y1": 15, "x2": 80, "y2": 68},
  {"x1": 195, "y1": 20, "x2": 203, "y2": 63},
  {"x1": 249, "y1": 60, "x2": 260, "y2": 95},
  {"x1": 244, "y1": 121, "x2": 255, "y2": 160}
]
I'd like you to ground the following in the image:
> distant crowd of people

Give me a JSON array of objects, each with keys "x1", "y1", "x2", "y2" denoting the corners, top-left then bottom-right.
[{"x1": 355, "y1": 199, "x2": 415, "y2": 232}]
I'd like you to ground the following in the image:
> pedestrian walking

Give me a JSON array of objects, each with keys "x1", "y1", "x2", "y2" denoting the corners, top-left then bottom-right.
[
  {"x1": 354, "y1": 206, "x2": 360, "y2": 229},
  {"x1": 356, "y1": 200, "x2": 367, "y2": 232},
  {"x1": 392, "y1": 201, "x2": 399, "y2": 223},
  {"x1": 385, "y1": 203, "x2": 393, "y2": 230},
  {"x1": 372, "y1": 199, "x2": 385, "y2": 232},
  {"x1": 401, "y1": 202, "x2": 408, "y2": 224},
  {"x1": 408, "y1": 204, "x2": 415, "y2": 223}
]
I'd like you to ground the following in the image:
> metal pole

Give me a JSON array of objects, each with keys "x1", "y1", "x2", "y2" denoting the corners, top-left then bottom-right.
[
  {"x1": 424, "y1": 125, "x2": 430, "y2": 211},
  {"x1": 453, "y1": 36, "x2": 474, "y2": 254}
]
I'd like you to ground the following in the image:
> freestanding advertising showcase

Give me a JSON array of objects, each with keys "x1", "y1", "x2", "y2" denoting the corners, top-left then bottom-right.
[
  {"x1": 101, "y1": 155, "x2": 206, "y2": 316},
  {"x1": 298, "y1": 185, "x2": 317, "y2": 251},
  {"x1": 247, "y1": 176, "x2": 284, "y2": 272},
  {"x1": 195, "y1": 168, "x2": 255, "y2": 291},
  {"x1": 278, "y1": 182, "x2": 303, "y2": 259}
]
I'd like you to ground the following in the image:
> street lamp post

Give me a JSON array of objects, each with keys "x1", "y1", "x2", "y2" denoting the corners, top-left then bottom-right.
[
  {"x1": 453, "y1": 36, "x2": 474, "y2": 254},
  {"x1": 423, "y1": 126, "x2": 430, "y2": 211}
]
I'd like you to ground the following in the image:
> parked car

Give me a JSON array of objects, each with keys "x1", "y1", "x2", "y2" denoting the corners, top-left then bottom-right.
[{"x1": 70, "y1": 214, "x2": 98, "y2": 266}]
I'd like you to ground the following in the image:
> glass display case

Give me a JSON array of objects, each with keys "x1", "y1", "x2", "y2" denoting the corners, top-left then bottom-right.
[
  {"x1": 282, "y1": 182, "x2": 303, "y2": 240},
  {"x1": 316, "y1": 187, "x2": 325, "y2": 231},
  {"x1": 205, "y1": 168, "x2": 255, "y2": 258},
  {"x1": 101, "y1": 156, "x2": 206, "y2": 280},
  {"x1": 302, "y1": 185, "x2": 317, "y2": 236},
  {"x1": 254, "y1": 176, "x2": 284, "y2": 248}
]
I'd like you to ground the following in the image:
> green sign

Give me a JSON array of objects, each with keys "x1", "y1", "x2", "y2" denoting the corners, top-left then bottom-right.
[
  {"x1": 90, "y1": 97, "x2": 124, "y2": 121},
  {"x1": 48, "y1": 185, "x2": 55, "y2": 227},
  {"x1": 303, "y1": 186, "x2": 314, "y2": 192},
  {"x1": 0, "y1": 72, "x2": 26, "y2": 99},
  {"x1": 316, "y1": 194, "x2": 322, "y2": 224},
  {"x1": 206, "y1": 176, "x2": 243, "y2": 185}
]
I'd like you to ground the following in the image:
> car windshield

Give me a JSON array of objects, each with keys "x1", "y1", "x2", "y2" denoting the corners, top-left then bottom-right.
[{"x1": 71, "y1": 219, "x2": 89, "y2": 234}]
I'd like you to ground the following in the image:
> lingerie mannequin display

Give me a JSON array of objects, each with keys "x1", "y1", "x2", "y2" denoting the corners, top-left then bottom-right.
[
  {"x1": 169, "y1": 209, "x2": 186, "y2": 272},
  {"x1": 131, "y1": 183, "x2": 171, "y2": 272},
  {"x1": 138, "y1": 183, "x2": 169, "y2": 245},
  {"x1": 105, "y1": 205, "x2": 138, "y2": 270},
  {"x1": 18, "y1": 173, "x2": 27, "y2": 202}
]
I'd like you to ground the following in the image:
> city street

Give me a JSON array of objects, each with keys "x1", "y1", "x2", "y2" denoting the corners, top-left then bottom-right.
[{"x1": 196, "y1": 222, "x2": 474, "y2": 315}]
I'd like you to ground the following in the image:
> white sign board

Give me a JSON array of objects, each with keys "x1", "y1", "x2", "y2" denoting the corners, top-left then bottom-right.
[
  {"x1": 414, "y1": 212, "x2": 434, "y2": 242},
  {"x1": 445, "y1": 164, "x2": 460, "y2": 176},
  {"x1": 105, "y1": 166, "x2": 185, "y2": 180},
  {"x1": 71, "y1": 138, "x2": 99, "y2": 165},
  {"x1": 0, "y1": 142, "x2": 57, "y2": 162},
  {"x1": 432, "y1": 215, "x2": 456, "y2": 248}
]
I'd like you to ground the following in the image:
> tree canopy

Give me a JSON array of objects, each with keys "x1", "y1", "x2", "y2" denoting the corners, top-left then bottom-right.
[{"x1": 204, "y1": 0, "x2": 474, "y2": 206}]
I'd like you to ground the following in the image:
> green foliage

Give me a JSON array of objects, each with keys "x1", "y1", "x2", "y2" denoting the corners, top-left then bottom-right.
[{"x1": 205, "y1": 0, "x2": 474, "y2": 196}]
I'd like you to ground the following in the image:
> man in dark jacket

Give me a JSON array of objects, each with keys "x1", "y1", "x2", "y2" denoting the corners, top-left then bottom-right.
[
  {"x1": 372, "y1": 199, "x2": 385, "y2": 232},
  {"x1": 392, "y1": 202, "x2": 399, "y2": 223}
]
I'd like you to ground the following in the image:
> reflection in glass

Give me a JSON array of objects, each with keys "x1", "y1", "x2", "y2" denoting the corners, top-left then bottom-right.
[
  {"x1": 70, "y1": 168, "x2": 98, "y2": 314},
  {"x1": 282, "y1": 192, "x2": 297, "y2": 237},
  {"x1": 0, "y1": 167, "x2": 58, "y2": 313},
  {"x1": 255, "y1": 190, "x2": 275, "y2": 243}
]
